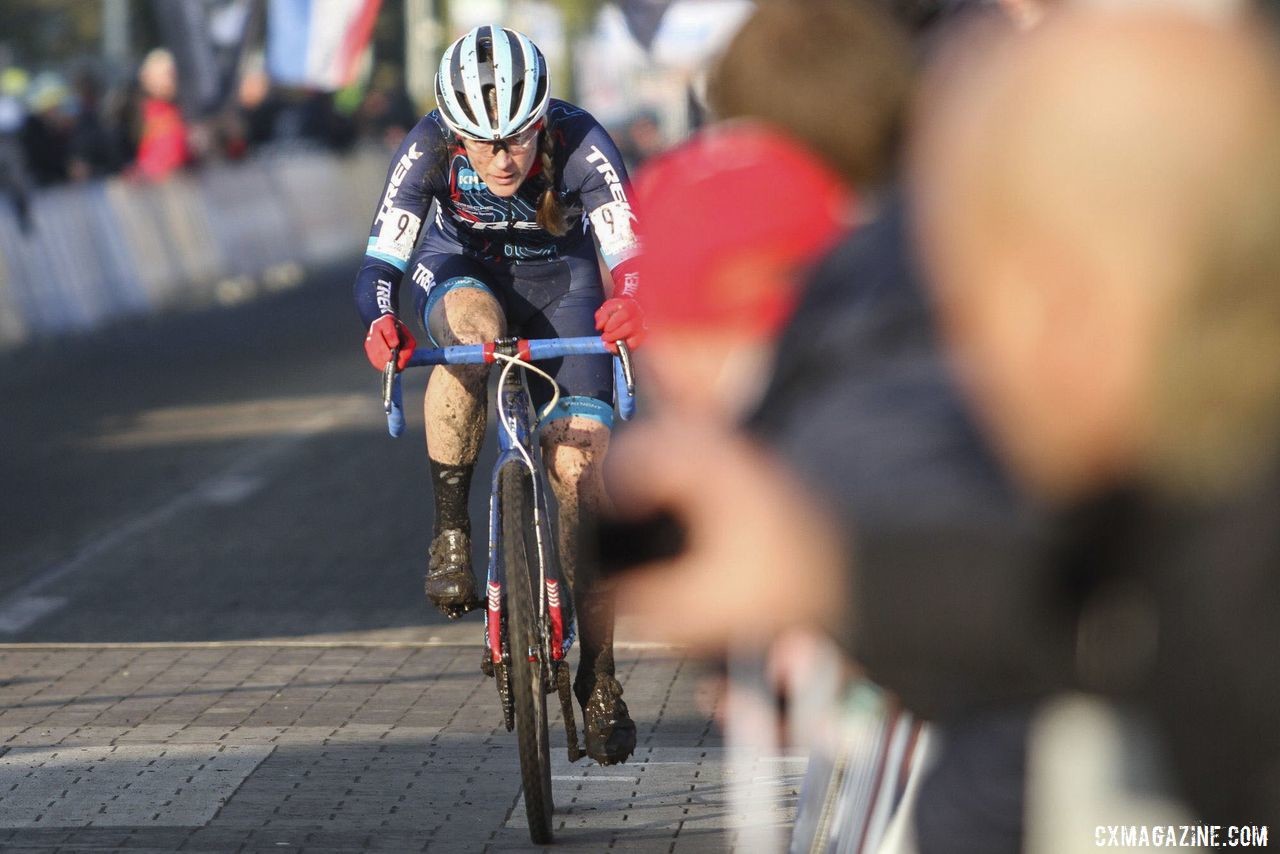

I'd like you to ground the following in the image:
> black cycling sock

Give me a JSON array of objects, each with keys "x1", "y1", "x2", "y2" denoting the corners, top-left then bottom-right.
[{"x1": 430, "y1": 461, "x2": 473, "y2": 535}]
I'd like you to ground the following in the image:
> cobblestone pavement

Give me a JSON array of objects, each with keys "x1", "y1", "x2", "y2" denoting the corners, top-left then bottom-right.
[{"x1": 0, "y1": 642, "x2": 804, "y2": 852}]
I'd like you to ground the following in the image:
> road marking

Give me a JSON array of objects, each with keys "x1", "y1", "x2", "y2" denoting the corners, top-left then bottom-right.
[
  {"x1": 198, "y1": 473, "x2": 266, "y2": 505},
  {"x1": 0, "y1": 596, "x2": 69, "y2": 634},
  {"x1": 551, "y1": 775, "x2": 637, "y2": 782},
  {"x1": 85, "y1": 394, "x2": 378, "y2": 448}
]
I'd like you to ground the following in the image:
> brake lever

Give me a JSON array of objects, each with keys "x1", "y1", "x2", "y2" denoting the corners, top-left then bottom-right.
[
  {"x1": 382, "y1": 348, "x2": 399, "y2": 413},
  {"x1": 616, "y1": 341, "x2": 635, "y2": 396}
]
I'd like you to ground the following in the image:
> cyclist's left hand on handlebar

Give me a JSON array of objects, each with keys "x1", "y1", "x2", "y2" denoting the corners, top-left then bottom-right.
[
  {"x1": 364, "y1": 314, "x2": 416, "y2": 371},
  {"x1": 595, "y1": 295, "x2": 647, "y2": 353}
]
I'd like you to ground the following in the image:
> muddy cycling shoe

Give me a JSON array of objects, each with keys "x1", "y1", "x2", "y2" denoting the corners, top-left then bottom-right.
[
  {"x1": 575, "y1": 673, "x2": 637, "y2": 765},
  {"x1": 425, "y1": 529, "x2": 482, "y2": 619},
  {"x1": 480, "y1": 647, "x2": 495, "y2": 678}
]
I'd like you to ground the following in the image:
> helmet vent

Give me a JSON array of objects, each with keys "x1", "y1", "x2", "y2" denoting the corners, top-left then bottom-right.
[
  {"x1": 456, "y1": 91, "x2": 478, "y2": 125},
  {"x1": 436, "y1": 25, "x2": 550, "y2": 140}
]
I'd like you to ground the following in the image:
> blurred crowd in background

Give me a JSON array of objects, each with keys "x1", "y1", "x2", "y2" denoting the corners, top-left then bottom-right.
[
  {"x1": 0, "y1": 51, "x2": 395, "y2": 191},
  {"x1": 0, "y1": 0, "x2": 724, "y2": 239},
  {"x1": 0, "y1": 0, "x2": 730, "y2": 194}
]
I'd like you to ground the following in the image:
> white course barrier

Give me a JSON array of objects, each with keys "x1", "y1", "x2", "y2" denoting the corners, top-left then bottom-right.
[{"x1": 0, "y1": 143, "x2": 387, "y2": 350}]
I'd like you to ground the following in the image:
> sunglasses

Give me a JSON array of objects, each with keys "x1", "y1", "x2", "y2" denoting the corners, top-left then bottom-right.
[{"x1": 463, "y1": 122, "x2": 543, "y2": 155}]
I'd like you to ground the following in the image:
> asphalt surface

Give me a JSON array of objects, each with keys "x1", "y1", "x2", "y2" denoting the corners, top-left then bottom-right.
[{"x1": 0, "y1": 263, "x2": 486, "y2": 643}]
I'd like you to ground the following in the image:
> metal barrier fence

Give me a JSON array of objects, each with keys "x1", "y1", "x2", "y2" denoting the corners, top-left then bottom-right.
[{"x1": 0, "y1": 143, "x2": 389, "y2": 351}]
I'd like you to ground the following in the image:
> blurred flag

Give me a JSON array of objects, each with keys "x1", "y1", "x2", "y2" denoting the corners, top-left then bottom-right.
[
  {"x1": 152, "y1": 0, "x2": 256, "y2": 117},
  {"x1": 267, "y1": 0, "x2": 382, "y2": 90}
]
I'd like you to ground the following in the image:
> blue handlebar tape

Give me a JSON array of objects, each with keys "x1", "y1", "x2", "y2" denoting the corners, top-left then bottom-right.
[
  {"x1": 386, "y1": 374, "x2": 406, "y2": 437},
  {"x1": 404, "y1": 337, "x2": 609, "y2": 367},
  {"x1": 526, "y1": 337, "x2": 610, "y2": 360},
  {"x1": 405, "y1": 344, "x2": 485, "y2": 367}
]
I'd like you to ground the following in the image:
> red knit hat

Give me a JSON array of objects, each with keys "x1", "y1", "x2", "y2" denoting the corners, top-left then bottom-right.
[{"x1": 633, "y1": 122, "x2": 852, "y2": 338}]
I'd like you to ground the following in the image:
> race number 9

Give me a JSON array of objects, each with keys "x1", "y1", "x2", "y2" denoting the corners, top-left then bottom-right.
[{"x1": 376, "y1": 207, "x2": 423, "y2": 263}]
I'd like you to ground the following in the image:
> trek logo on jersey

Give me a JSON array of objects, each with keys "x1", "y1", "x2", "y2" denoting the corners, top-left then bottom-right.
[
  {"x1": 622, "y1": 271, "x2": 639, "y2": 297},
  {"x1": 376, "y1": 143, "x2": 422, "y2": 223},
  {"x1": 412, "y1": 263, "x2": 434, "y2": 290},
  {"x1": 585, "y1": 146, "x2": 639, "y2": 261},
  {"x1": 585, "y1": 146, "x2": 632, "y2": 207},
  {"x1": 376, "y1": 278, "x2": 394, "y2": 314},
  {"x1": 467, "y1": 220, "x2": 542, "y2": 231}
]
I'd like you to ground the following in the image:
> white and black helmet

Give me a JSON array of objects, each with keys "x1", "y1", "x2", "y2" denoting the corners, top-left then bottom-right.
[{"x1": 434, "y1": 25, "x2": 550, "y2": 141}]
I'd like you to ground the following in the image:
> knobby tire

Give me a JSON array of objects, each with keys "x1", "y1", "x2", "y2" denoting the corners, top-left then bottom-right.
[{"x1": 501, "y1": 462, "x2": 555, "y2": 844}]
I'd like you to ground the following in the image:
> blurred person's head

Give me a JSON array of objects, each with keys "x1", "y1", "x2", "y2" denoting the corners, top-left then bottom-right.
[
  {"x1": 238, "y1": 67, "x2": 271, "y2": 110},
  {"x1": 1, "y1": 67, "x2": 28, "y2": 100},
  {"x1": 911, "y1": 8, "x2": 1280, "y2": 502},
  {"x1": 627, "y1": 111, "x2": 663, "y2": 154},
  {"x1": 27, "y1": 71, "x2": 70, "y2": 118},
  {"x1": 708, "y1": 0, "x2": 913, "y2": 189},
  {"x1": 139, "y1": 48, "x2": 178, "y2": 102},
  {"x1": 634, "y1": 123, "x2": 850, "y2": 418}
]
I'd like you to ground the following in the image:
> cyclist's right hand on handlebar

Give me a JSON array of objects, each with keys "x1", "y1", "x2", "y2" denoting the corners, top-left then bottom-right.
[{"x1": 364, "y1": 315, "x2": 416, "y2": 371}]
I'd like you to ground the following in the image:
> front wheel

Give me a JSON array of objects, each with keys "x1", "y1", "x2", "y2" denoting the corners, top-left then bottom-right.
[{"x1": 501, "y1": 462, "x2": 554, "y2": 844}]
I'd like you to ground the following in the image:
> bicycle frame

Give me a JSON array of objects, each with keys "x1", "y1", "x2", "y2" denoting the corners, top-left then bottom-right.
[{"x1": 484, "y1": 368, "x2": 569, "y2": 675}]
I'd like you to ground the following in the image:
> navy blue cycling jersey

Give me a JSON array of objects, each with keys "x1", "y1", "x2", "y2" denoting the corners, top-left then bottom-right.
[{"x1": 354, "y1": 99, "x2": 640, "y2": 327}]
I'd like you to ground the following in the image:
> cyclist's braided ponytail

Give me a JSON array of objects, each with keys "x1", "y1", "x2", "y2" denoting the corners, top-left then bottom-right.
[{"x1": 536, "y1": 121, "x2": 569, "y2": 236}]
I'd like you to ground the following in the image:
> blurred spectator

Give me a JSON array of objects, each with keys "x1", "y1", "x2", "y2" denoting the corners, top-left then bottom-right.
[
  {"x1": 355, "y1": 64, "x2": 420, "y2": 149},
  {"x1": 615, "y1": 110, "x2": 665, "y2": 172},
  {"x1": 271, "y1": 88, "x2": 355, "y2": 151},
  {"x1": 67, "y1": 71, "x2": 122, "y2": 181},
  {"x1": 235, "y1": 64, "x2": 281, "y2": 150},
  {"x1": 912, "y1": 5, "x2": 1280, "y2": 824},
  {"x1": 619, "y1": 1, "x2": 1054, "y2": 850},
  {"x1": 134, "y1": 48, "x2": 192, "y2": 180},
  {"x1": 0, "y1": 66, "x2": 32, "y2": 231},
  {"x1": 20, "y1": 71, "x2": 73, "y2": 186}
]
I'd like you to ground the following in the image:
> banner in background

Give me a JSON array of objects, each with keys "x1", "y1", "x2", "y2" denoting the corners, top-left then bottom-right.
[
  {"x1": 575, "y1": 0, "x2": 751, "y2": 131},
  {"x1": 267, "y1": 0, "x2": 382, "y2": 90},
  {"x1": 151, "y1": 0, "x2": 256, "y2": 117}
]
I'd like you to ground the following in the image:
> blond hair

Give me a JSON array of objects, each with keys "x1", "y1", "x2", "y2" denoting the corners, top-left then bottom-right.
[{"x1": 535, "y1": 120, "x2": 569, "y2": 236}]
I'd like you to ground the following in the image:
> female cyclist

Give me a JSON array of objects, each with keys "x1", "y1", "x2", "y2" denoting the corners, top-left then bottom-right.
[{"x1": 352, "y1": 25, "x2": 643, "y2": 765}]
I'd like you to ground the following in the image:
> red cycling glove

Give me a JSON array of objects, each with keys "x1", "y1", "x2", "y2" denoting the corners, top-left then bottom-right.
[
  {"x1": 364, "y1": 314, "x2": 416, "y2": 371},
  {"x1": 595, "y1": 295, "x2": 647, "y2": 353}
]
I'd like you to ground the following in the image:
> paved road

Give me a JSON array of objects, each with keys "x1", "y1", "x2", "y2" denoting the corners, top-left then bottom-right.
[
  {"x1": 0, "y1": 264, "x2": 455, "y2": 643},
  {"x1": 0, "y1": 643, "x2": 801, "y2": 853},
  {"x1": 0, "y1": 265, "x2": 803, "y2": 851}
]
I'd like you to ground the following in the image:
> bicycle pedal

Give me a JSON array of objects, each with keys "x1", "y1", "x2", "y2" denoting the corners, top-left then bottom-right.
[{"x1": 437, "y1": 597, "x2": 485, "y2": 620}]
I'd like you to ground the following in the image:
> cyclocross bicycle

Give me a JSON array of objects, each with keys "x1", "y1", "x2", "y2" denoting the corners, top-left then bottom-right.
[{"x1": 381, "y1": 336, "x2": 635, "y2": 844}]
